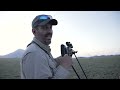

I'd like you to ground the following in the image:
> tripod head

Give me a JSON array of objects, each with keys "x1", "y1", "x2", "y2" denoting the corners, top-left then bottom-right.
[
  {"x1": 61, "y1": 42, "x2": 77, "y2": 57},
  {"x1": 66, "y1": 42, "x2": 73, "y2": 48}
]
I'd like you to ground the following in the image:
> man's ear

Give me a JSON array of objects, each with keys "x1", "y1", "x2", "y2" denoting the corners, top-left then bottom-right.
[{"x1": 32, "y1": 28, "x2": 36, "y2": 35}]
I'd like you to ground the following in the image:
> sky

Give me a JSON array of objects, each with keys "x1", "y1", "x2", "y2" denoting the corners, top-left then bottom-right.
[{"x1": 0, "y1": 11, "x2": 120, "y2": 58}]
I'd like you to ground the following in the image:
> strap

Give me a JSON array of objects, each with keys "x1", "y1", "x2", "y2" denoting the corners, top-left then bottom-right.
[{"x1": 27, "y1": 41, "x2": 55, "y2": 77}]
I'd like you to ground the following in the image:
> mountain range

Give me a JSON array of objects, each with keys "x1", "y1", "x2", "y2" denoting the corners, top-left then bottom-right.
[{"x1": 0, "y1": 49, "x2": 25, "y2": 58}]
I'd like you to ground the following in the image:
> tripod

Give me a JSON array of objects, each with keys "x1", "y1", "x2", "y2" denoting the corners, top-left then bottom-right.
[{"x1": 61, "y1": 42, "x2": 88, "y2": 79}]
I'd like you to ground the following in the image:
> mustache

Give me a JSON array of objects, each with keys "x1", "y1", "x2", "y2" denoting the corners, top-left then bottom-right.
[{"x1": 45, "y1": 33, "x2": 52, "y2": 37}]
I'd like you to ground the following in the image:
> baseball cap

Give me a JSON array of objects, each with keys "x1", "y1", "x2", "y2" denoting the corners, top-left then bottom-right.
[{"x1": 32, "y1": 14, "x2": 58, "y2": 28}]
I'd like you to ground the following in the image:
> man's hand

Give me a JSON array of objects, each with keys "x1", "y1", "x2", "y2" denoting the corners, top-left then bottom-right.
[{"x1": 55, "y1": 54, "x2": 73, "y2": 69}]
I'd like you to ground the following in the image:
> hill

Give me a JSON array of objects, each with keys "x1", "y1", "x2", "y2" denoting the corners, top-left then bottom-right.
[{"x1": 0, "y1": 49, "x2": 25, "y2": 58}]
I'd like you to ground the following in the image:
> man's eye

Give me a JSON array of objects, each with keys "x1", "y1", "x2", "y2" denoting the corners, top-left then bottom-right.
[
  {"x1": 41, "y1": 26, "x2": 48, "y2": 29},
  {"x1": 41, "y1": 26, "x2": 52, "y2": 30}
]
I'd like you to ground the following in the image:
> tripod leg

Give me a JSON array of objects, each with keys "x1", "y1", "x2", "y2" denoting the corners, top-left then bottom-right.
[
  {"x1": 74, "y1": 54, "x2": 88, "y2": 79},
  {"x1": 72, "y1": 65, "x2": 80, "y2": 79}
]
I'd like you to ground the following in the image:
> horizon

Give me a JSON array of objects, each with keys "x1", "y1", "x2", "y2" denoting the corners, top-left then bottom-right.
[
  {"x1": 0, "y1": 49, "x2": 120, "y2": 58},
  {"x1": 0, "y1": 48, "x2": 120, "y2": 58},
  {"x1": 0, "y1": 11, "x2": 120, "y2": 58}
]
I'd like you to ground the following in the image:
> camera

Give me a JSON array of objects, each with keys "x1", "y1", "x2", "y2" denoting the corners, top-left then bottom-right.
[{"x1": 61, "y1": 42, "x2": 77, "y2": 57}]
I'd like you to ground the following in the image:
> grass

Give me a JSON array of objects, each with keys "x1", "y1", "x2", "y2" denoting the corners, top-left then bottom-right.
[
  {"x1": 0, "y1": 55, "x2": 120, "y2": 79},
  {"x1": 0, "y1": 58, "x2": 20, "y2": 79},
  {"x1": 70, "y1": 55, "x2": 120, "y2": 79}
]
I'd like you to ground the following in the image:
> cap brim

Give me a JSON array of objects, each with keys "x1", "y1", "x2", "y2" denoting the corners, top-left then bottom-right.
[{"x1": 38, "y1": 19, "x2": 58, "y2": 26}]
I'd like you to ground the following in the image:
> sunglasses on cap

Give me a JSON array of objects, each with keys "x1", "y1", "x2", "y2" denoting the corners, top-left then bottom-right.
[
  {"x1": 38, "y1": 15, "x2": 53, "y2": 20},
  {"x1": 32, "y1": 14, "x2": 57, "y2": 28}
]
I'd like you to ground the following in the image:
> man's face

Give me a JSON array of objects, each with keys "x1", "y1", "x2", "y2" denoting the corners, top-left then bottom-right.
[{"x1": 33, "y1": 24, "x2": 53, "y2": 45}]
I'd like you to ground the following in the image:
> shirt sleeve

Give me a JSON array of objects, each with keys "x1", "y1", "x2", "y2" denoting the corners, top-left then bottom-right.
[{"x1": 51, "y1": 65, "x2": 71, "y2": 79}]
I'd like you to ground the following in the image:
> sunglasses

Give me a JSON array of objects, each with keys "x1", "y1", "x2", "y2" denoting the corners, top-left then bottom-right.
[
  {"x1": 38, "y1": 15, "x2": 53, "y2": 20},
  {"x1": 32, "y1": 15, "x2": 55, "y2": 28}
]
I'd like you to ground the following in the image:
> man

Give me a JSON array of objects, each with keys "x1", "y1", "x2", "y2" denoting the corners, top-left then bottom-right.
[{"x1": 20, "y1": 14, "x2": 73, "y2": 79}]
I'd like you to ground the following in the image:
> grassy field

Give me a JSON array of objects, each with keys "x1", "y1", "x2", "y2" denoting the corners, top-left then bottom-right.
[
  {"x1": 0, "y1": 58, "x2": 20, "y2": 79},
  {"x1": 0, "y1": 55, "x2": 120, "y2": 79}
]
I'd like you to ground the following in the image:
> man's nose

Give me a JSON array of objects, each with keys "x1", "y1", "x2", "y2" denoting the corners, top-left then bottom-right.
[{"x1": 47, "y1": 29, "x2": 53, "y2": 33}]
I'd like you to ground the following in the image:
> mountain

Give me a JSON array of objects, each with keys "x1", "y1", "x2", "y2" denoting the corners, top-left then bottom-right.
[{"x1": 0, "y1": 49, "x2": 25, "y2": 58}]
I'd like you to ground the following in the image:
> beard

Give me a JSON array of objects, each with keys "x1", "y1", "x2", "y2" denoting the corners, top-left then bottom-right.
[
  {"x1": 36, "y1": 32, "x2": 53, "y2": 46},
  {"x1": 44, "y1": 33, "x2": 52, "y2": 45}
]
